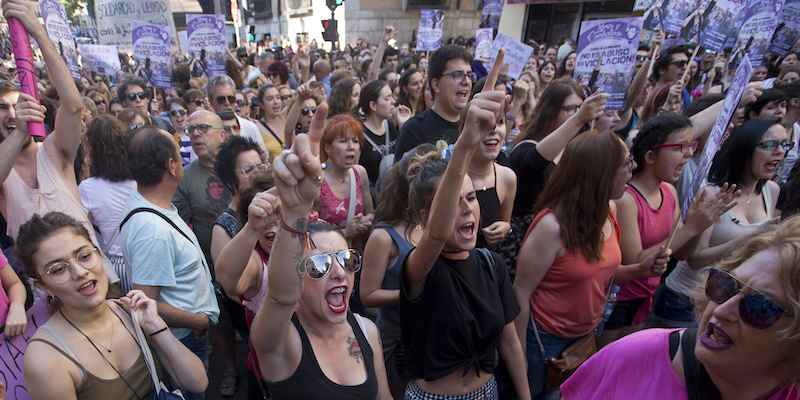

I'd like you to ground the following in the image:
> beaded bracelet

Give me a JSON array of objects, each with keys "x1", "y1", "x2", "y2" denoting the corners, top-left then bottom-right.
[
  {"x1": 149, "y1": 326, "x2": 169, "y2": 337},
  {"x1": 279, "y1": 213, "x2": 316, "y2": 249}
]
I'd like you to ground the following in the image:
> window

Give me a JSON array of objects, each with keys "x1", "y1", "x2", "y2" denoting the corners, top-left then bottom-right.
[
  {"x1": 286, "y1": 0, "x2": 312, "y2": 15},
  {"x1": 249, "y1": 0, "x2": 273, "y2": 18},
  {"x1": 406, "y1": 0, "x2": 449, "y2": 10}
]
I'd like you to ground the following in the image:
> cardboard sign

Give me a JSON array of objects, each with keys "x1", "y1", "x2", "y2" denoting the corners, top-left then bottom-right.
[
  {"x1": 78, "y1": 44, "x2": 121, "y2": 76},
  {"x1": 95, "y1": 0, "x2": 179, "y2": 53},
  {"x1": 488, "y1": 32, "x2": 534, "y2": 80}
]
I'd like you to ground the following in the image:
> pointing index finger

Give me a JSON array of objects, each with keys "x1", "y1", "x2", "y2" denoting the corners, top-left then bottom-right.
[
  {"x1": 306, "y1": 102, "x2": 328, "y2": 157},
  {"x1": 483, "y1": 49, "x2": 505, "y2": 93}
]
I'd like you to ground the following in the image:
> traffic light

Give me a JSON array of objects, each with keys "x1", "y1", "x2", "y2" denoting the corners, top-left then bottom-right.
[{"x1": 322, "y1": 19, "x2": 337, "y2": 42}]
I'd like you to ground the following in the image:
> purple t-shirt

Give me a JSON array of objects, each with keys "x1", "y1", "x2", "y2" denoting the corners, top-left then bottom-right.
[
  {"x1": 0, "y1": 252, "x2": 11, "y2": 325},
  {"x1": 562, "y1": 328, "x2": 800, "y2": 400}
]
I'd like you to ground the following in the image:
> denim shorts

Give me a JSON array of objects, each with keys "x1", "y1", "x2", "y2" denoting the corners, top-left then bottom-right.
[{"x1": 651, "y1": 285, "x2": 697, "y2": 328}]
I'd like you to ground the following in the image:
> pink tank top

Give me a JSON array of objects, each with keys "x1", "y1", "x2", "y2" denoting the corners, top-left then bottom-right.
[
  {"x1": 617, "y1": 182, "x2": 676, "y2": 325},
  {"x1": 319, "y1": 167, "x2": 364, "y2": 230}
]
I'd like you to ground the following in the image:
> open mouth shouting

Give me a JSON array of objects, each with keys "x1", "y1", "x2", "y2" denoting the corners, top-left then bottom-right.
[{"x1": 325, "y1": 286, "x2": 348, "y2": 313}]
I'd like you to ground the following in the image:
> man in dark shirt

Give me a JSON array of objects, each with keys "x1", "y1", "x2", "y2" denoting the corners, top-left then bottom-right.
[{"x1": 394, "y1": 45, "x2": 474, "y2": 162}]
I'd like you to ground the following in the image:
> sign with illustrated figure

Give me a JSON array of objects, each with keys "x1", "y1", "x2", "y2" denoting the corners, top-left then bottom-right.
[
  {"x1": 417, "y1": 10, "x2": 445, "y2": 51},
  {"x1": 131, "y1": 22, "x2": 173, "y2": 89},
  {"x1": 186, "y1": 14, "x2": 227, "y2": 78}
]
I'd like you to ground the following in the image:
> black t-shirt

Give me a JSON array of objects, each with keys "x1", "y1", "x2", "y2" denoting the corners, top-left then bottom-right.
[
  {"x1": 394, "y1": 108, "x2": 460, "y2": 163},
  {"x1": 400, "y1": 249, "x2": 520, "y2": 381},
  {"x1": 510, "y1": 141, "x2": 555, "y2": 217},
  {"x1": 359, "y1": 121, "x2": 398, "y2": 185}
]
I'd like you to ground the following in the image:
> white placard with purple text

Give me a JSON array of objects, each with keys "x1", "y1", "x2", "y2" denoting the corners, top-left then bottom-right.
[
  {"x1": 475, "y1": 28, "x2": 493, "y2": 59},
  {"x1": 487, "y1": 32, "x2": 533, "y2": 80},
  {"x1": 77, "y1": 44, "x2": 121, "y2": 76}
]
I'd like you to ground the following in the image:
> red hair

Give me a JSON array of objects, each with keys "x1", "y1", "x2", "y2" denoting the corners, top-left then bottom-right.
[{"x1": 319, "y1": 114, "x2": 365, "y2": 162}]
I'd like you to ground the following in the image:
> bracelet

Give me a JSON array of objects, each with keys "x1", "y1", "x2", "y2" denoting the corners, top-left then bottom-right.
[
  {"x1": 279, "y1": 213, "x2": 316, "y2": 249},
  {"x1": 505, "y1": 114, "x2": 516, "y2": 121},
  {"x1": 149, "y1": 326, "x2": 169, "y2": 337}
]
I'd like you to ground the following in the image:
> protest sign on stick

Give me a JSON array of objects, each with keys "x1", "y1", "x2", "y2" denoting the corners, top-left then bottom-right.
[
  {"x1": 699, "y1": 0, "x2": 750, "y2": 52},
  {"x1": 682, "y1": 57, "x2": 753, "y2": 216},
  {"x1": 479, "y1": 0, "x2": 503, "y2": 29},
  {"x1": 95, "y1": 0, "x2": 179, "y2": 53},
  {"x1": 769, "y1": 0, "x2": 800, "y2": 57},
  {"x1": 186, "y1": 15, "x2": 227, "y2": 78},
  {"x1": 132, "y1": 23, "x2": 173, "y2": 89},
  {"x1": 573, "y1": 17, "x2": 643, "y2": 110},
  {"x1": 78, "y1": 44, "x2": 121, "y2": 76},
  {"x1": 417, "y1": 10, "x2": 445, "y2": 51},
  {"x1": 7, "y1": 19, "x2": 45, "y2": 138},
  {"x1": 39, "y1": 0, "x2": 80, "y2": 79},
  {"x1": 475, "y1": 28, "x2": 493, "y2": 59},
  {"x1": 727, "y1": 0, "x2": 786, "y2": 71},
  {"x1": 0, "y1": 300, "x2": 53, "y2": 400}
]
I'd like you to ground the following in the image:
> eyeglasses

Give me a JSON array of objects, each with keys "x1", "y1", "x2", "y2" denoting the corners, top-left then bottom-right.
[
  {"x1": 304, "y1": 249, "x2": 362, "y2": 280},
  {"x1": 126, "y1": 92, "x2": 149, "y2": 101},
  {"x1": 756, "y1": 140, "x2": 795, "y2": 152},
  {"x1": 169, "y1": 109, "x2": 188, "y2": 117},
  {"x1": 562, "y1": 104, "x2": 581, "y2": 116},
  {"x1": 235, "y1": 99, "x2": 248, "y2": 106},
  {"x1": 240, "y1": 163, "x2": 270, "y2": 176},
  {"x1": 441, "y1": 71, "x2": 477, "y2": 85},
  {"x1": 267, "y1": 72, "x2": 279, "y2": 78},
  {"x1": 215, "y1": 95, "x2": 236, "y2": 104},
  {"x1": 651, "y1": 140, "x2": 699, "y2": 153},
  {"x1": 223, "y1": 125, "x2": 241, "y2": 134},
  {"x1": 280, "y1": 94, "x2": 291, "y2": 101},
  {"x1": 185, "y1": 124, "x2": 223, "y2": 135},
  {"x1": 192, "y1": 100, "x2": 204, "y2": 106},
  {"x1": 301, "y1": 106, "x2": 317, "y2": 116},
  {"x1": 129, "y1": 122, "x2": 145, "y2": 130},
  {"x1": 620, "y1": 153, "x2": 635, "y2": 170},
  {"x1": 94, "y1": 99, "x2": 106, "y2": 106},
  {"x1": 37, "y1": 247, "x2": 101, "y2": 284},
  {"x1": 706, "y1": 268, "x2": 795, "y2": 329},
  {"x1": 670, "y1": 60, "x2": 688, "y2": 68}
]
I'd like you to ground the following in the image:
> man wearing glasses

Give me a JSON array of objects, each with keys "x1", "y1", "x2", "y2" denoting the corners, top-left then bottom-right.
[
  {"x1": 206, "y1": 75, "x2": 265, "y2": 151},
  {"x1": 245, "y1": 50, "x2": 275, "y2": 83},
  {"x1": 652, "y1": 44, "x2": 691, "y2": 109},
  {"x1": 394, "y1": 45, "x2": 475, "y2": 162},
  {"x1": 118, "y1": 75, "x2": 176, "y2": 134}
]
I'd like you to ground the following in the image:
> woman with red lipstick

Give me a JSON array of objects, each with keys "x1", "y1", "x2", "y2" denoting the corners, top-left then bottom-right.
[
  {"x1": 652, "y1": 118, "x2": 786, "y2": 328},
  {"x1": 318, "y1": 115, "x2": 375, "y2": 246},
  {"x1": 16, "y1": 212, "x2": 208, "y2": 400},
  {"x1": 563, "y1": 216, "x2": 800, "y2": 399},
  {"x1": 250, "y1": 103, "x2": 391, "y2": 399},
  {"x1": 400, "y1": 53, "x2": 532, "y2": 400},
  {"x1": 598, "y1": 114, "x2": 737, "y2": 348},
  {"x1": 513, "y1": 130, "x2": 671, "y2": 399}
]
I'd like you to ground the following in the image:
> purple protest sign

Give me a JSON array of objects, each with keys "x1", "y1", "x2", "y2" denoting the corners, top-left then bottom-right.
[
  {"x1": 0, "y1": 300, "x2": 52, "y2": 400},
  {"x1": 39, "y1": 0, "x2": 80, "y2": 80},
  {"x1": 769, "y1": 0, "x2": 800, "y2": 57},
  {"x1": 727, "y1": 0, "x2": 786, "y2": 72},
  {"x1": 417, "y1": 10, "x2": 445, "y2": 51},
  {"x1": 661, "y1": 0, "x2": 694, "y2": 35},
  {"x1": 573, "y1": 17, "x2": 643, "y2": 110},
  {"x1": 682, "y1": 57, "x2": 753, "y2": 216},
  {"x1": 480, "y1": 0, "x2": 503, "y2": 29},
  {"x1": 699, "y1": 0, "x2": 750, "y2": 52},
  {"x1": 131, "y1": 22, "x2": 173, "y2": 89},
  {"x1": 186, "y1": 15, "x2": 227, "y2": 78}
]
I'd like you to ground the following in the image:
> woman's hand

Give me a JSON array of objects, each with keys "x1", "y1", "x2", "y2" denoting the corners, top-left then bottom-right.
[
  {"x1": 574, "y1": 89, "x2": 609, "y2": 125},
  {"x1": 296, "y1": 47, "x2": 310, "y2": 69},
  {"x1": 344, "y1": 213, "x2": 373, "y2": 238},
  {"x1": 3, "y1": 302, "x2": 27, "y2": 337},
  {"x1": 482, "y1": 221, "x2": 511, "y2": 247},
  {"x1": 685, "y1": 183, "x2": 739, "y2": 231},
  {"x1": 272, "y1": 103, "x2": 326, "y2": 212},
  {"x1": 296, "y1": 83, "x2": 313, "y2": 101},
  {"x1": 246, "y1": 188, "x2": 281, "y2": 233},
  {"x1": 512, "y1": 80, "x2": 529, "y2": 105},
  {"x1": 662, "y1": 81, "x2": 683, "y2": 111},
  {"x1": 382, "y1": 21, "x2": 397, "y2": 43},
  {"x1": 120, "y1": 290, "x2": 168, "y2": 335},
  {"x1": 459, "y1": 50, "x2": 507, "y2": 150},
  {"x1": 636, "y1": 246, "x2": 672, "y2": 278},
  {"x1": 393, "y1": 104, "x2": 411, "y2": 127}
]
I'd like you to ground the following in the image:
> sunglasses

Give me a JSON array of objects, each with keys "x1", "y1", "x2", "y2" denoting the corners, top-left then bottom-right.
[
  {"x1": 280, "y1": 94, "x2": 291, "y2": 101},
  {"x1": 301, "y1": 106, "x2": 317, "y2": 116},
  {"x1": 169, "y1": 109, "x2": 188, "y2": 117},
  {"x1": 652, "y1": 140, "x2": 699, "y2": 153},
  {"x1": 185, "y1": 124, "x2": 223, "y2": 135},
  {"x1": 94, "y1": 99, "x2": 106, "y2": 106},
  {"x1": 192, "y1": 100, "x2": 204, "y2": 106},
  {"x1": 757, "y1": 140, "x2": 795, "y2": 152},
  {"x1": 706, "y1": 268, "x2": 795, "y2": 329},
  {"x1": 267, "y1": 72, "x2": 279, "y2": 78},
  {"x1": 304, "y1": 249, "x2": 362, "y2": 280},
  {"x1": 126, "y1": 92, "x2": 149, "y2": 101},
  {"x1": 129, "y1": 122, "x2": 145, "y2": 130},
  {"x1": 235, "y1": 99, "x2": 248, "y2": 106},
  {"x1": 240, "y1": 163, "x2": 270, "y2": 176},
  {"x1": 216, "y1": 95, "x2": 236, "y2": 104},
  {"x1": 670, "y1": 60, "x2": 688, "y2": 68},
  {"x1": 635, "y1": 54, "x2": 648, "y2": 61}
]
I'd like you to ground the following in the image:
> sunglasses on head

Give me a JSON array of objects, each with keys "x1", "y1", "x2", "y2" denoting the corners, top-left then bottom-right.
[
  {"x1": 706, "y1": 268, "x2": 795, "y2": 329},
  {"x1": 301, "y1": 106, "x2": 317, "y2": 116},
  {"x1": 126, "y1": 92, "x2": 148, "y2": 101},
  {"x1": 216, "y1": 95, "x2": 236, "y2": 104},
  {"x1": 129, "y1": 122, "x2": 145, "y2": 130},
  {"x1": 169, "y1": 109, "x2": 188, "y2": 117},
  {"x1": 304, "y1": 249, "x2": 361, "y2": 280}
]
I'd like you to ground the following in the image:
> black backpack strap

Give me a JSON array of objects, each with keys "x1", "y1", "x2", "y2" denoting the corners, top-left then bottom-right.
[
  {"x1": 681, "y1": 327, "x2": 722, "y2": 400},
  {"x1": 120, "y1": 207, "x2": 194, "y2": 244},
  {"x1": 669, "y1": 330, "x2": 680, "y2": 359},
  {"x1": 475, "y1": 248, "x2": 496, "y2": 282},
  {"x1": 258, "y1": 119, "x2": 284, "y2": 147}
]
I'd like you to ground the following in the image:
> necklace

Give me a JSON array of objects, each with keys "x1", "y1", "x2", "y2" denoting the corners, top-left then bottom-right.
[
  {"x1": 468, "y1": 164, "x2": 494, "y2": 191},
  {"x1": 61, "y1": 305, "x2": 115, "y2": 353}
]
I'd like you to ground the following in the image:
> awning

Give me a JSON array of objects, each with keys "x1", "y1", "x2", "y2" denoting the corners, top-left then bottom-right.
[{"x1": 170, "y1": 0, "x2": 203, "y2": 14}]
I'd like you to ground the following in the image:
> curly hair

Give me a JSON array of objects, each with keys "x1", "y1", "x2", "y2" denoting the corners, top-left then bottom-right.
[
  {"x1": 375, "y1": 143, "x2": 437, "y2": 225},
  {"x1": 215, "y1": 136, "x2": 263, "y2": 194},
  {"x1": 86, "y1": 115, "x2": 133, "y2": 182},
  {"x1": 327, "y1": 78, "x2": 359, "y2": 118}
]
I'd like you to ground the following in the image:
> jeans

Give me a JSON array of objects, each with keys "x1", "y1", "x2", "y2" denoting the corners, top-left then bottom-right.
[
  {"x1": 651, "y1": 285, "x2": 697, "y2": 328},
  {"x1": 525, "y1": 319, "x2": 580, "y2": 400},
  {"x1": 176, "y1": 332, "x2": 209, "y2": 400}
]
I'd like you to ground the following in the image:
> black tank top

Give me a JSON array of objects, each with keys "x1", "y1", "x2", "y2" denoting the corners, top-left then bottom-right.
[
  {"x1": 474, "y1": 164, "x2": 502, "y2": 249},
  {"x1": 266, "y1": 311, "x2": 379, "y2": 399}
]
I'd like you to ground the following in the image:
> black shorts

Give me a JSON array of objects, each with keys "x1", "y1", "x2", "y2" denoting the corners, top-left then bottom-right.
[{"x1": 604, "y1": 298, "x2": 647, "y2": 330}]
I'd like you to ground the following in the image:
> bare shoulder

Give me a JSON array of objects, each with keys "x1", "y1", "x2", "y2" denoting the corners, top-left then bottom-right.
[
  {"x1": 533, "y1": 212, "x2": 562, "y2": 238},
  {"x1": 496, "y1": 164, "x2": 517, "y2": 186}
]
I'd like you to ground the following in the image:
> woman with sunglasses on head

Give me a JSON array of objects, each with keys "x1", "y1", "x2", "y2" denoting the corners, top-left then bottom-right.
[
  {"x1": 597, "y1": 114, "x2": 737, "y2": 348},
  {"x1": 652, "y1": 118, "x2": 787, "y2": 328},
  {"x1": 513, "y1": 130, "x2": 671, "y2": 399},
  {"x1": 17, "y1": 212, "x2": 208, "y2": 400},
  {"x1": 116, "y1": 108, "x2": 151, "y2": 131},
  {"x1": 283, "y1": 83, "x2": 324, "y2": 148},
  {"x1": 563, "y1": 215, "x2": 800, "y2": 399},
  {"x1": 249, "y1": 102, "x2": 392, "y2": 400},
  {"x1": 255, "y1": 84, "x2": 287, "y2": 164}
]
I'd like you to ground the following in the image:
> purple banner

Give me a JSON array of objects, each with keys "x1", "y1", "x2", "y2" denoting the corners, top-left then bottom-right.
[
  {"x1": 131, "y1": 22, "x2": 173, "y2": 89},
  {"x1": 480, "y1": 0, "x2": 503, "y2": 29},
  {"x1": 417, "y1": 10, "x2": 445, "y2": 51},
  {"x1": 728, "y1": 0, "x2": 786, "y2": 72},
  {"x1": 699, "y1": 0, "x2": 750, "y2": 52},
  {"x1": 0, "y1": 300, "x2": 53, "y2": 400},
  {"x1": 769, "y1": 0, "x2": 800, "y2": 57},
  {"x1": 186, "y1": 14, "x2": 227, "y2": 78},
  {"x1": 39, "y1": 0, "x2": 80, "y2": 79},
  {"x1": 573, "y1": 17, "x2": 643, "y2": 110}
]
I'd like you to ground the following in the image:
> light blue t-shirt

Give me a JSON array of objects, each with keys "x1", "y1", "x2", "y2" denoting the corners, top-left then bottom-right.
[{"x1": 121, "y1": 190, "x2": 220, "y2": 339}]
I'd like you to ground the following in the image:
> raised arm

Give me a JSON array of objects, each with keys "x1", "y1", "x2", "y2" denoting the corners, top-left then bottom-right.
[
  {"x1": 368, "y1": 22, "x2": 396, "y2": 82},
  {"x1": 250, "y1": 102, "x2": 325, "y2": 373},
  {"x1": 536, "y1": 89, "x2": 608, "y2": 161},
  {"x1": 4, "y1": 0, "x2": 83, "y2": 170},
  {"x1": 283, "y1": 84, "x2": 313, "y2": 148},
  {"x1": 403, "y1": 51, "x2": 506, "y2": 298}
]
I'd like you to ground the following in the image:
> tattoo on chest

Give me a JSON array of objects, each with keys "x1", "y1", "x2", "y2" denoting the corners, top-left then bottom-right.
[{"x1": 347, "y1": 337, "x2": 363, "y2": 364}]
